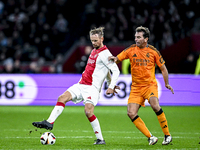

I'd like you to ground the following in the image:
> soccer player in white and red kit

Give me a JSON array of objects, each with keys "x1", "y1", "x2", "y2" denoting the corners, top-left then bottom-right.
[{"x1": 32, "y1": 27, "x2": 120, "y2": 145}]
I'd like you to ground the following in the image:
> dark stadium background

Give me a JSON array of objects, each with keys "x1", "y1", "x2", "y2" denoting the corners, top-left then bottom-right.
[{"x1": 0, "y1": 0, "x2": 200, "y2": 74}]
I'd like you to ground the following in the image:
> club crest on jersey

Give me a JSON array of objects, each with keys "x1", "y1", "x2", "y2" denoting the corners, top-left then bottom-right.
[{"x1": 87, "y1": 96, "x2": 91, "y2": 99}]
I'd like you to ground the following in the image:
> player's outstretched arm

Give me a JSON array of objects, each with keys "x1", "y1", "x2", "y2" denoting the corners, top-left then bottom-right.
[
  {"x1": 108, "y1": 56, "x2": 121, "y2": 64},
  {"x1": 160, "y1": 64, "x2": 174, "y2": 94}
]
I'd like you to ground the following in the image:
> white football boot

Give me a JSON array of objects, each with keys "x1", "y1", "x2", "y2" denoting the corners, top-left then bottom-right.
[
  {"x1": 162, "y1": 135, "x2": 172, "y2": 145},
  {"x1": 148, "y1": 136, "x2": 158, "y2": 145}
]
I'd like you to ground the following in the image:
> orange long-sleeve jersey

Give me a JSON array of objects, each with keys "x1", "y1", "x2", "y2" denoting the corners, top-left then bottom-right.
[{"x1": 117, "y1": 44, "x2": 165, "y2": 86}]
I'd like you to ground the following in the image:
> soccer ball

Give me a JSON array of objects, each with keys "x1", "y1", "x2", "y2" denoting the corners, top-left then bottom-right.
[{"x1": 40, "y1": 132, "x2": 56, "y2": 145}]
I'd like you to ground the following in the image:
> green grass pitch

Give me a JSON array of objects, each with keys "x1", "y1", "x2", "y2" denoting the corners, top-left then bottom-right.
[{"x1": 0, "y1": 106, "x2": 200, "y2": 150}]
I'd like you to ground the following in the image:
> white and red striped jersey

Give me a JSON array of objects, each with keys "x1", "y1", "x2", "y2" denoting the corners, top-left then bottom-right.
[{"x1": 79, "y1": 45, "x2": 120, "y2": 92}]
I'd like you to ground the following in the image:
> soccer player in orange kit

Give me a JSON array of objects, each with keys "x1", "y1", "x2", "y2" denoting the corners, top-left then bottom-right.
[{"x1": 109, "y1": 26, "x2": 174, "y2": 145}]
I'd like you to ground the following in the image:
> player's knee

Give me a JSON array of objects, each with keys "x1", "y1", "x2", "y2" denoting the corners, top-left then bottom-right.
[
  {"x1": 151, "y1": 105, "x2": 160, "y2": 112},
  {"x1": 85, "y1": 110, "x2": 91, "y2": 118},
  {"x1": 84, "y1": 104, "x2": 94, "y2": 118},
  {"x1": 57, "y1": 95, "x2": 65, "y2": 103},
  {"x1": 84, "y1": 108, "x2": 93, "y2": 118},
  {"x1": 149, "y1": 97, "x2": 160, "y2": 112},
  {"x1": 127, "y1": 111, "x2": 137, "y2": 119}
]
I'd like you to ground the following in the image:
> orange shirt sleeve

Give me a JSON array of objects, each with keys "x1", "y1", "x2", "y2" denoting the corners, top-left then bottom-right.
[
  {"x1": 154, "y1": 51, "x2": 165, "y2": 68},
  {"x1": 117, "y1": 48, "x2": 130, "y2": 62}
]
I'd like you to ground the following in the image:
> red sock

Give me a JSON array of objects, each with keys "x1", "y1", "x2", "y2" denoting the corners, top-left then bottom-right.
[
  {"x1": 56, "y1": 102, "x2": 65, "y2": 107},
  {"x1": 88, "y1": 115, "x2": 96, "y2": 122}
]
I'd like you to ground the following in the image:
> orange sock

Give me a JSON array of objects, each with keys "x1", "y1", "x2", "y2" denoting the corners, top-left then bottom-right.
[
  {"x1": 132, "y1": 115, "x2": 151, "y2": 138},
  {"x1": 156, "y1": 108, "x2": 170, "y2": 136}
]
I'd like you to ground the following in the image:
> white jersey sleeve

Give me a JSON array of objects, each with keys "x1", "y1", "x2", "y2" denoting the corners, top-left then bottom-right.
[
  {"x1": 105, "y1": 71, "x2": 112, "y2": 86},
  {"x1": 99, "y1": 50, "x2": 120, "y2": 89}
]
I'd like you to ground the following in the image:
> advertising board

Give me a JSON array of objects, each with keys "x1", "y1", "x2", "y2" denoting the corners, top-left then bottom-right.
[{"x1": 0, "y1": 74, "x2": 199, "y2": 106}]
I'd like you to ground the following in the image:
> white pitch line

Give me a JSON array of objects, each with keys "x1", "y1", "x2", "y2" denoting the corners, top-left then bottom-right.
[
  {"x1": 3, "y1": 136, "x2": 198, "y2": 139},
  {"x1": 2, "y1": 129, "x2": 200, "y2": 135}
]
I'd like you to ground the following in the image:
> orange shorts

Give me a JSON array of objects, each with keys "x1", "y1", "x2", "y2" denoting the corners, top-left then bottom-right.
[{"x1": 128, "y1": 84, "x2": 158, "y2": 107}]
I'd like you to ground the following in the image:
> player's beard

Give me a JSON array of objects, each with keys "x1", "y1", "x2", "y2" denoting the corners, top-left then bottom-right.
[{"x1": 93, "y1": 44, "x2": 100, "y2": 50}]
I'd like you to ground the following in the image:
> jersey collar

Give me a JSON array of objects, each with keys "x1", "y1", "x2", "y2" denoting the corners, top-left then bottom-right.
[{"x1": 95, "y1": 45, "x2": 107, "y2": 52}]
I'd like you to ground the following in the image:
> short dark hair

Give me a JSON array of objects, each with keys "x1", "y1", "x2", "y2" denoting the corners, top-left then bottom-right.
[
  {"x1": 136, "y1": 26, "x2": 150, "y2": 40},
  {"x1": 89, "y1": 27, "x2": 105, "y2": 38}
]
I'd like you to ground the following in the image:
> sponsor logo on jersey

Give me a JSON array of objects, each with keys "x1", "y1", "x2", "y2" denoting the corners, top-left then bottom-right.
[{"x1": 87, "y1": 58, "x2": 95, "y2": 64}]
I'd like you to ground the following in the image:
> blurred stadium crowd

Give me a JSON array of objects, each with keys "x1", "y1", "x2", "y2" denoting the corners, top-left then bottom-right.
[{"x1": 0, "y1": 0, "x2": 200, "y2": 73}]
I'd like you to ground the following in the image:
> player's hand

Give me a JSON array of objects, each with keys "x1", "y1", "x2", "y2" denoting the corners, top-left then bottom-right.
[
  {"x1": 106, "y1": 86, "x2": 120, "y2": 96},
  {"x1": 106, "y1": 88, "x2": 114, "y2": 95},
  {"x1": 166, "y1": 84, "x2": 174, "y2": 94},
  {"x1": 113, "y1": 85, "x2": 120, "y2": 96},
  {"x1": 108, "y1": 56, "x2": 117, "y2": 63}
]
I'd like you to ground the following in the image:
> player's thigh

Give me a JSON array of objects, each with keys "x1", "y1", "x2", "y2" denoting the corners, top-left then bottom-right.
[
  {"x1": 128, "y1": 89, "x2": 145, "y2": 107},
  {"x1": 58, "y1": 90, "x2": 72, "y2": 103},
  {"x1": 82, "y1": 85, "x2": 100, "y2": 106},
  {"x1": 144, "y1": 84, "x2": 158, "y2": 103},
  {"x1": 66, "y1": 83, "x2": 83, "y2": 104}
]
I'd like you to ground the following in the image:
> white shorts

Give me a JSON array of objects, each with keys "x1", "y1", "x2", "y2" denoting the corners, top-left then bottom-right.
[{"x1": 67, "y1": 83, "x2": 100, "y2": 106}]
